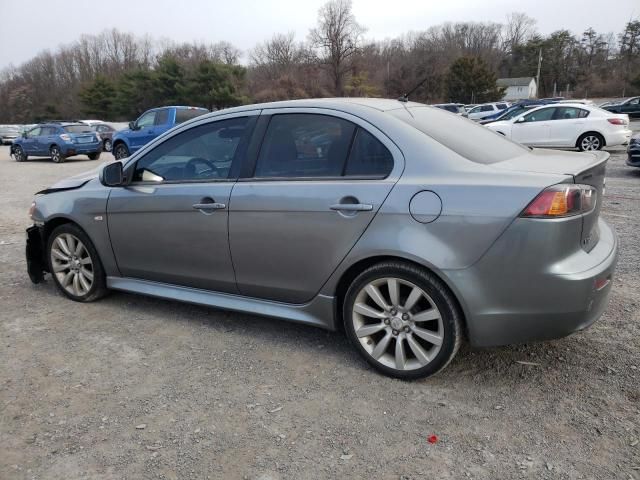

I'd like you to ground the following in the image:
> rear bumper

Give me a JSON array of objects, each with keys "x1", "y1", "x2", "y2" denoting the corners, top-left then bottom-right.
[
  {"x1": 606, "y1": 129, "x2": 632, "y2": 147},
  {"x1": 61, "y1": 143, "x2": 102, "y2": 156},
  {"x1": 447, "y1": 218, "x2": 618, "y2": 347}
]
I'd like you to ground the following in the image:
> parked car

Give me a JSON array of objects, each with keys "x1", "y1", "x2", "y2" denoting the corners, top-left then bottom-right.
[
  {"x1": 25, "y1": 98, "x2": 617, "y2": 379},
  {"x1": 486, "y1": 103, "x2": 631, "y2": 151},
  {"x1": 432, "y1": 103, "x2": 467, "y2": 116},
  {"x1": 479, "y1": 100, "x2": 551, "y2": 124},
  {"x1": 90, "y1": 123, "x2": 117, "y2": 152},
  {"x1": 627, "y1": 134, "x2": 640, "y2": 167},
  {"x1": 602, "y1": 96, "x2": 640, "y2": 118},
  {"x1": 466, "y1": 102, "x2": 510, "y2": 121},
  {"x1": 112, "y1": 106, "x2": 208, "y2": 159},
  {"x1": 0, "y1": 125, "x2": 21, "y2": 144},
  {"x1": 10, "y1": 122, "x2": 102, "y2": 163}
]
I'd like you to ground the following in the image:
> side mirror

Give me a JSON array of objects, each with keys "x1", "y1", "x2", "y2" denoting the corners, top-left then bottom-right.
[
  {"x1": 101, "y1": 161, "x2": 124, "y2": 187},
  {"x1": 128, "y1": 121, "x2": 137, "y2": 130}
]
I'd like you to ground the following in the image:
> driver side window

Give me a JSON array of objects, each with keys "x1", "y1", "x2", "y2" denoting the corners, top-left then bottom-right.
[
  {"x1": 133, "y1": 117, "x2": 250, "y2": 183},
  {"x1": 137, "y1": 111, "x2": 157, "y2": 129}
]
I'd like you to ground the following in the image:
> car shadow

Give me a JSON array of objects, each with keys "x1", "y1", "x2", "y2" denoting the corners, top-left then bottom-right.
[{"x1": 32, "y1": 279, "x2": 578, "y2": 383}]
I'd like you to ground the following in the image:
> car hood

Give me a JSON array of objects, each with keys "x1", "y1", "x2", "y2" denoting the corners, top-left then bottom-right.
[{"x1": 37, "y1": 164, "x2": 104, "y2": 194}]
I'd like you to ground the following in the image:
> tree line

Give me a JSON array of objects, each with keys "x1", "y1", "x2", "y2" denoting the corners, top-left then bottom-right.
[{"x1": 0, "y1": 0, "x2": 638, "y2": 123}]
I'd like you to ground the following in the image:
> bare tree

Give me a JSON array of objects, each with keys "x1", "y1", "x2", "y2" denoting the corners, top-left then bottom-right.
[
  {"x1": 309, "y1": 0, "x2": 365, "y2": 96},
  {"x1": 503, "y1": 12, "x2": 537, "y2": 52}
]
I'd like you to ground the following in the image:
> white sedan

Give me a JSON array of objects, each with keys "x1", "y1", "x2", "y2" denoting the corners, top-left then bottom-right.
[{"x1": 486, "y1": 103, "x2": 631, "y2": 151}]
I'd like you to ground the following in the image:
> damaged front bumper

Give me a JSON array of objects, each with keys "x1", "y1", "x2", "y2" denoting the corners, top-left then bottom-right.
[{"x1": 26, "y1": 225, "x2": 47, "y2": 284}]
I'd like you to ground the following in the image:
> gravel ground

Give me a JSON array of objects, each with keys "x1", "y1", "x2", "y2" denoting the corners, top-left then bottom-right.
[{"x1": 1, "y1": 131, "x2": 639, "y2": 480}]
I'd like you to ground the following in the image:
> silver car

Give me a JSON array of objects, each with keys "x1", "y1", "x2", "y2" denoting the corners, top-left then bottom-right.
[{"x1": 26, "y1": 99, "x2": 618, "y2": 379}]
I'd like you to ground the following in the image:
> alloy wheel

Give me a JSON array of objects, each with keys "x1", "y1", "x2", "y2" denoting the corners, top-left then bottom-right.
[
  {"x1": 104, "y1": 139, "x2": 112, "y2": 152},
  {"x1": 51, "y1": 146, "x2": 62, "y2": 163},
  {"x1": 14, "y1": 146, "x2": 25, "y2": 161},
  {"x1": 581, "y1": 135, "x2": 601, "y2": 151},
  {"x1": 114, "y1": 145, "x2": 128, "y2": 160},
  {"x1": 351, "y1": 277, "x2": 444, "y2": 371},
  {"x1": 50, "y1": 233, "x2": 94, "y2": 297}
]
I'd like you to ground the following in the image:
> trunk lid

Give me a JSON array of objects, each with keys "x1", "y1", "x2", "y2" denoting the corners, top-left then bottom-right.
[{"x1": 492, "y1": 148, "x2": 609, "y2": 252}]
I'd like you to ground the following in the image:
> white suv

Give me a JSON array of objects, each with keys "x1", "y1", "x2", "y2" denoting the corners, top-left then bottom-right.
[{"x1": 467, "y1": 102, "x2": 510, "y2": 121}]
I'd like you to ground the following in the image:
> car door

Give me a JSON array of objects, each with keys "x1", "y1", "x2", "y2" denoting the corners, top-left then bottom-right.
[
  {"x1": 22, "y1": 127, "x2": 41, "y2": 154},
  {"x1": 622, "y1": 97, "x2": 639, "y2": 117},
  {"x1": 511, "y1": 107, "x2": 556, "y2": 146},
  {"x1": 107, "y1": 112, "x2": 258, "y2": 293},
  {"x1": 546, "y1": 107, "x2": 589, "y2": 147},
  {"x1": 228, "y1": 110, "x2": 403, "y2": 304},
  {"x1": 129, "y1": 110, "x2": 157, "y2": 150},
  {"x1": 36, "y1": 126, "x2": 56, "y2": 154}
]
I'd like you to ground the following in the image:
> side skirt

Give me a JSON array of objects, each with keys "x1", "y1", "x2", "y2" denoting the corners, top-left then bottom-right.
[{"x1": 106, "y1": 277, "x2": 337, "y2": 330}]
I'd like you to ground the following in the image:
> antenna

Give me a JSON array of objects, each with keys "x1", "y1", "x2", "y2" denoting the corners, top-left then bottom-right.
[{"x1": 398, "y1": 75, "x2": 430, "y2": 103}]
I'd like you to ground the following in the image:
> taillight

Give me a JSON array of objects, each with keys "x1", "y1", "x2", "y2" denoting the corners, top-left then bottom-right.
[
  {"x1": 521, "y1": 184, "x2": 596, "y2": 218},
  {"x1": 607, "y1": 118, "x2": 626, "y2": 125},
  {"x1": 60, "y1": 133, "x2": 72, "y2": 142}
]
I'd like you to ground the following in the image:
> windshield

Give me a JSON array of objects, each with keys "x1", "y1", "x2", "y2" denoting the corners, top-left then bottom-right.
[
  {"x1": 63, "y1": 125, "x2": 93, "y2": 133},
  {"x1": 498, "y1": 106, "x2": 529, "y2": 120},
  {"x1": 391, "y1": 106, "x2": 529, "y2": 164}
]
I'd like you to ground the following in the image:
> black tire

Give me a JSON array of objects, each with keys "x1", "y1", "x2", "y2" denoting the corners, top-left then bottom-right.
[
  {"x1": 577, "y1": 132, "x2": 604, "y2": 152},
  {"x1": 343, "y1": 261, "x2": 462, "y2": 380},
  {"x1": 50, "y1": 145, "x2": 65, "y2": 163},
  {"x1": 46, "y1": 223, "x2": 108, "y2": 302},
  {"x1": 88, "y1": 152, "x2": 101, "y2": 161},
  {"x1": 13, "y1": 145, "x2": 27, "y2": 162},
  {"x1": 103, "y1": 139, "x2": 112, "y2": 152},
  {"x1": 113, "y1": 143, "x2": 129, "y2": 160}
]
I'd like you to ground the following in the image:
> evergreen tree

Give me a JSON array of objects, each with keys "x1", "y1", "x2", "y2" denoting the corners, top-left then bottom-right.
[
  {"x1": 445, "y1": 57, "x2": 505, "y2": 104},
  {"x1": 79, "y1": 75, "x2": 115, "y2": 118}
]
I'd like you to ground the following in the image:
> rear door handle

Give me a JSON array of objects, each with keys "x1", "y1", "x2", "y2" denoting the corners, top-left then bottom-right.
[{"x1": 330, "y1": 203, "x2": 373, "y2": 212}]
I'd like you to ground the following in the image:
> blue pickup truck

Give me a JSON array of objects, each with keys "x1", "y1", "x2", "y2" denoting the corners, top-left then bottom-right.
[{"x1": 112, "y1": 106, "x2": 208, "y2": 159}]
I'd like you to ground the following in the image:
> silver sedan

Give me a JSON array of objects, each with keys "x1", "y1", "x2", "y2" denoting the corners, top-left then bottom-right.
[{"x1": 25, "y1": 98, "x2": 618, "y2": 379}]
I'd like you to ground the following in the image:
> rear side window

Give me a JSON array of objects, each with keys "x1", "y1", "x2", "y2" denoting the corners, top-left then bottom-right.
[
  {"x1": 391, "y1": 106, "x2": 529, "y2": 165},
  {"x1": 255, "y1": 114, "x2": 356, "y2": 178},
  {"x1": 155, "y1": 109, "x2": 170, "y2": 125},
  {"x1": 344, "y1": 129, "x2": 393, "y2": 177},
  {"x1": 554, "y1": 107, "x2": 590, "y2": 120},
  {"x1": 175, "y1": 108, "x2": 208, "y2": 124},
  {"x1": 480, "y1": 105, "x2": 494, "y2": 112},
  {"x1": 496, "y1": 103, "x2": 507, "y2": 109}
]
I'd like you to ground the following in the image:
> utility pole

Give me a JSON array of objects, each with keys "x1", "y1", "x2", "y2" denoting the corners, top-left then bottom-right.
[{"x1": 535, "y1": 48, "x2": 542, "y2": 99}]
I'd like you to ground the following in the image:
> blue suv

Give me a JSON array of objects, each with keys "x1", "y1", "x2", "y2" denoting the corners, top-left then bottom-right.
[
  {"x1": 112, "y1": 106, "x2": 208, "y2": 159},
  {"x1": 11, "y1": 122, "x2": 102, "y2": 163}
]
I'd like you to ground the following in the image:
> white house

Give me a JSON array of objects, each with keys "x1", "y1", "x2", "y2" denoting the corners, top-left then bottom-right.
[{"x1": 496, "y1": 77, "x2": 537, "y2": 101}]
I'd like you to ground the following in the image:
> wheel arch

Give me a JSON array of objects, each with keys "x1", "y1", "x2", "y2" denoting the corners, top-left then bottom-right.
[
  {"x1": 576, "y1": 130, "x2": 606, "y2": 148},
  {"x1": 332, "y1": 254, "x2": 469, "y2": 337}
]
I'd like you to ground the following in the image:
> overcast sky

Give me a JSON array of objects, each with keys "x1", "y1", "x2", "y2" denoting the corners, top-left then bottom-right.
[{"x1": 0, "y1": 0, "x2": 637, "y2": 68}]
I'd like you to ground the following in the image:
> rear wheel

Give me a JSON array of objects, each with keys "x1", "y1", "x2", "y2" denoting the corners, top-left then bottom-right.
[
  {"x1": 13, "y1": 145, "x2": 27, "y2": 162},
  {"x1": 103, "y1": 139, "x2": 112, "y2": 152},
  {"x1": 113, "y1": 143, "x2": 129, "y2": 160},
  {"x1": 50, "y1": 145, "x2": 65, "y2": 163},
  {"x1": 577, "y1": 132, "x2": 604, "y2": 152},
  {"x1": 343, "y1": 261, "x2": 462, "y2": 379},
  {"x1": 88, "y1": 152, "x2": 101, "y2": 161},
  {"x1": 47, "y1": 224, "x2": 108, "y2": 302}
]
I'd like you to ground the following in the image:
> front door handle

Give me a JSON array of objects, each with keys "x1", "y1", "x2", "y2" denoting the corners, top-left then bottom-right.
[
  {"x1": 193, "y1": 202, "x2": 226, "y2": 211},
  {"x1": 330, "y1": 203, "x2": 373, "y2": 212}
]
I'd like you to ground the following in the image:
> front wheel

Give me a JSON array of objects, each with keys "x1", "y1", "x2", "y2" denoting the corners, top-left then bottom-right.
[
  {"x1": 47, "y1": 224, "x2": 108, "y2": 302},
  {"x1": 13, "y1": 145, "x2": 27, "y2": 162},
  {"x1": 50, "y1": 145, "x2": 65, "y2": 163},
  {"x1": 343, "y1": 262, "x2": 462, "y2": 379},
  {"x1": 88, "y1": 152, "x2": 101, "y2": 161},
  {"x1": 578, "y1": 133, "x2": 604, "y2": 152},
  {"x1": 113, "y1": 143, "x2": 129, "y2": 160}
]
